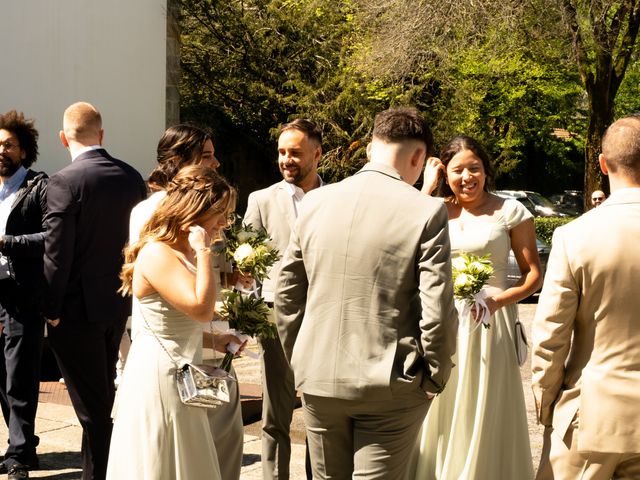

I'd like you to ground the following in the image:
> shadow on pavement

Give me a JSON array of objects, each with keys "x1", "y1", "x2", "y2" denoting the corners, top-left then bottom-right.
[
  {"x1": 242, "y1": 453, "x2": 261, "y2": 466},
  {"x1": 37, "y1": 451, "x2": 81, "y2": 472}
]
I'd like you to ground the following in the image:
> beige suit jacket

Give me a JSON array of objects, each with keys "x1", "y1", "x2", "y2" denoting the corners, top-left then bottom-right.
[
  {"x1": 532, "y1": 188, "x2": 640, "y2": 454},
  {"x1": 243, "y1": 180, "x2": 297, "y2": 303},
  {"x1": 275, "y1": 162, "x2": 458, "y2": 400}
]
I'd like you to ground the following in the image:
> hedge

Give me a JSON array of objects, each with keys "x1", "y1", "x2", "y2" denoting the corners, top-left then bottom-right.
[{"x1": 534, "y1": 217, "x2": 576, "y2": 245}]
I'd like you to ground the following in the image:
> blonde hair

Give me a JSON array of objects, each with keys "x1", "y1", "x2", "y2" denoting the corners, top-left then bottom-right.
[
  {"x1": 63, "y1": 102, "x2": 102, "y2": 143},
  {"x1": 119, "y1": 164, "x2": 237, "y2": 296}
]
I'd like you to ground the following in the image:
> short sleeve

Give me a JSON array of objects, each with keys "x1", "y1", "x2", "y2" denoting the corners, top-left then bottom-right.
[{"x1": 502, "y1": 199, "x2": 534, "y2": 230}]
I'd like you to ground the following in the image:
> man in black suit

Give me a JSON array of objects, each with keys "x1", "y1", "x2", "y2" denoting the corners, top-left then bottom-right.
[
  {"x1": 43, "y1": 102, "x2": 146, "y2": 480},
  {"x1": 0, "y1": 111, "x2": 48, "y2": 480}
]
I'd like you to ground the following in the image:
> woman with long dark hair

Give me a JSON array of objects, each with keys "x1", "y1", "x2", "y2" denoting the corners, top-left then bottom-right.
[{"x1": 410, "y1": 136, "x2": 540, "y2": 479}]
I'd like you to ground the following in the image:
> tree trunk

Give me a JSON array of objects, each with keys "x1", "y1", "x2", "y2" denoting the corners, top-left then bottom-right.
[{"x1": 584, "y1": 83, "x2": 614, "y2": 209}]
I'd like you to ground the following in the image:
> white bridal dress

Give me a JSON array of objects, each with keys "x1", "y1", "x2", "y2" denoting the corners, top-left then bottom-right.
[
  {"x1": 410, "y1": 199, "x2": 534, "y2": 480},
  {"x1": 106, "y1": 292, "x2": 221, "y2": 480}
]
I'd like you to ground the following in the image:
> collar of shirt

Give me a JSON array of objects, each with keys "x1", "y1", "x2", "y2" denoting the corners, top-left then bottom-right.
[
  {"x1": 0, "y1": 166, "x2": 28, "y2": 202},
  {"x1": 72, "y1": 145, "x2": 103, "y2": 162},
  {"x1": 284, "y1": 175, "x2": 325, "y2": 200},
  {"x1": 284, "y1": 175, "x2": 324, "y2": 218}
]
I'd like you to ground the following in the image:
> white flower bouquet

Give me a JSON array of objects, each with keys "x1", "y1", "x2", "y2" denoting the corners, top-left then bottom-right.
[
  {"x1": 225, "y1": 223, "x2": 280, "y2": 282},
  {"x1": 452, "y1": 252, "x2": 494, "y2": 329},
  {"x1": 218, "y1": 288, "x2": 278, "y2": 371}
]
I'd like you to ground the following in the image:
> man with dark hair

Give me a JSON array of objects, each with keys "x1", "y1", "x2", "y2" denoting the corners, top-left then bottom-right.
[
  {"x1": 275, "y1": 107, "x2": 457, "y2": 478},
  {"x1": 0, "y1": 110, "x2": 48, "y2": 480},
  {"x1": 43, "y1": 102, "x2": 146, "y2": 480},
  {"x1": 533, "y1": 114, "x2": 640, "y2": 479},
  {"x1": 243, "y1": 118, "x2": 323, "y2": 480}
]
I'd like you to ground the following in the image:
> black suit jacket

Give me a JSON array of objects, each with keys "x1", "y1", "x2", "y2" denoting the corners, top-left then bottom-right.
[
  {"x1": 43, "y1": 149, "x2": 146, "y2": 325},
  {"x1": 0, "y1": 170, "x2": 48, "y2": 336}
]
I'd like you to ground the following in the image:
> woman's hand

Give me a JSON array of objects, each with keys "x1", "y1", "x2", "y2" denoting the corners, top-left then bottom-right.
[
  {"x1": 421, "y1": 156, "x2": 445, "y2": 196},
  {"x1": 234, "y1": 270, "x2": 254, "y2": 290},
  {"x1": 187, "y1": 225, "x2": 211, "y2": 252},
  {"x1": 212, "y1": 333, "x2": 247, "y2": 355}
]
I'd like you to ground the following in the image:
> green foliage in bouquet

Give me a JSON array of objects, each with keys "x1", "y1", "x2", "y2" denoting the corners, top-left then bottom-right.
[
  {"x1": 452, "y1": 253, "x2": 494, "y2": 300},
  {"x1": 219, "y1": 289, "x2": 278, "y2": 340},
  {"x1": 225, "y1": 223, "x2": 280, "y2": 282},
  {"x1": 218, "y1": 289, "x2": 278, "y2": 371}
]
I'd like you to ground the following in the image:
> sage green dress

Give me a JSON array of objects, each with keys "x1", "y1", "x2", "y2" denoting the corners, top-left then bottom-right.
[
  {"x1": 410, "y1": 199, "x2": 534, "y2": 480},
  {"x1": 106, "y1": 293, "x2": 222, "y2": 480}
]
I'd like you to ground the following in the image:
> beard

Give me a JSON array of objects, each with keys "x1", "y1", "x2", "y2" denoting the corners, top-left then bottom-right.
[
  {"x1": 0, "y1": 157, "x2": 21, "y2": 177},
  {"x1": 280, "y1": 162, "x2": 313, "y2": 186}
]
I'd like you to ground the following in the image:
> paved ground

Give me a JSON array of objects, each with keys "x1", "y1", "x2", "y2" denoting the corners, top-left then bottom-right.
[{"x1": 1, "y1": 303, "x2": 542, "y2": 479}]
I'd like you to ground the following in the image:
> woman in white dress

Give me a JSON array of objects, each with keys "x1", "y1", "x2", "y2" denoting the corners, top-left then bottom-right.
[
  {"x1": 410, "y1": 136, "x2": 542, "y2": 479},
  {"x1": 106, "y1": 165, "x2": 237, "y2": 480}
]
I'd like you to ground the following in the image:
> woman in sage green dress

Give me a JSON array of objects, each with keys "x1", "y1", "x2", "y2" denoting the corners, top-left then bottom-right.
[
  {"x1": 409, "y1": 136, "x2": 542, "y2": 480},
  {"x1": 106, "y1": 165, "x2": 237, "y2": 480}
]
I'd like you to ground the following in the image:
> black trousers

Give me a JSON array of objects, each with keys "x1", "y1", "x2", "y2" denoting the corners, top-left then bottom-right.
[
  {"x1": 0, "y1": 318, "x2": 43, "y2": 468},
  {"x1": 48, "y1": 316, "x2": 126, "y2": 480}
]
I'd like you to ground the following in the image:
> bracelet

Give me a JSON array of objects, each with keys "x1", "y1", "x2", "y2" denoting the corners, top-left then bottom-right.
[{"x1": 196, "y1": 246, "x2": 212, "y2": 254}]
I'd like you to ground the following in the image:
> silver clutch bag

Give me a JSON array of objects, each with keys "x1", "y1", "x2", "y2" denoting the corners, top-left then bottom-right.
[{"x1": 175, "y1": 363, "x2": 233, "y2": 408}]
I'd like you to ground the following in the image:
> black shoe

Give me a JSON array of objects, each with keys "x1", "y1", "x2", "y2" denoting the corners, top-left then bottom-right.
[{"x1": 7, "y1": 464, "x2": 29, "y2": 479}]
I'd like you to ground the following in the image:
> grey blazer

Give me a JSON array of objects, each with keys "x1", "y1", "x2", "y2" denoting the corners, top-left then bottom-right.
[
  {"x1": 243, "y1": 180, "x2": 297, "y2": 302},
  {"x1": 275, "y1": 162, "x2": 458, "y2": 400}
]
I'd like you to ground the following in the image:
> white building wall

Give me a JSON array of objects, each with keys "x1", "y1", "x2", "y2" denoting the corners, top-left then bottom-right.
[{"x1": 0, "y1": 0, "x2": 168, "y2": 178}]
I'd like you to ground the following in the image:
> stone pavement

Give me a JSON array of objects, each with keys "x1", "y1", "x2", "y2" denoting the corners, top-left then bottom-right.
[{"x1": 1, "y1": 304, "x2": 542, "y2": 479}]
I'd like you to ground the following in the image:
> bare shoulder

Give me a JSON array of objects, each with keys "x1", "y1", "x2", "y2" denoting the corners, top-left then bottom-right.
[{"x1": 136, "y1": 241, "x2": 180, "y2": 268}]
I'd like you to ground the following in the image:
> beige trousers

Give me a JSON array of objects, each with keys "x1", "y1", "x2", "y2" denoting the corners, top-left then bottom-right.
[{"x1": 537, "y1": 424, "x2": 640, "y2": 480}]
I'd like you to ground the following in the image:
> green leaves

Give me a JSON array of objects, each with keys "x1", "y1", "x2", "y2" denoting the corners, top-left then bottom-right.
[{"x1": 219, "y1": 289, "x2": 278, "y2": 340}]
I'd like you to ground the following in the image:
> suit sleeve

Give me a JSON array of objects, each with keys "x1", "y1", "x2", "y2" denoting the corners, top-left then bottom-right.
[
  {"x1": 243, "y1": 192, "x2": 263, "y2": 229},
  {"x1": 418, "y1": 203, "x2": 458, "y2": 394},
  {"x1": 1, "y1": 177, "x2": 48, "y2": 259},
  {"x1": 531, "y1": 227, "x2": 579, "y2": 426},
  {"x1": 43, "y1": 174, "x2": 79, "y2": 319},
  {"x1": 274, "y1": 222, "x2": 307, "y2": 362}
]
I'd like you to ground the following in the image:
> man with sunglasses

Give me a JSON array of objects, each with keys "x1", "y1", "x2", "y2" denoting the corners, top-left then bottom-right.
[{"x1": 590, "y1": 190, "x2": 606, "y2": 207}]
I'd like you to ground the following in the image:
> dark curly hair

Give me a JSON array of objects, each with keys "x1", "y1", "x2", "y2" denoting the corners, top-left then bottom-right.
[
  {"x1": 0, "y1": 110, "x2": 39, "y2": 168},
  {"x1": 434, "y1": 135, "x2": 495, "y2": 197},
  {"x1": 147, "y1": 124, "x2": 213, "y2": 191}
]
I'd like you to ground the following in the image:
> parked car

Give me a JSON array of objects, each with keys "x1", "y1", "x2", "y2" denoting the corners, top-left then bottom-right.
[
  {"x1": 550, "y1": 190, "x2": 583, "y2": 216},
  {"x1": 495, "y1": 190, "x2": 569, "y2": 217},
  {"x1": 506, "y1": 237, "x2": 550, "y2": 289}
]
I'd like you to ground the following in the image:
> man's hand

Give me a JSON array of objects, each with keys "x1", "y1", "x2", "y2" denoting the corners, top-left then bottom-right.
[{"x1": 46, "y1": 318, "x2": 60, "y2": 328}]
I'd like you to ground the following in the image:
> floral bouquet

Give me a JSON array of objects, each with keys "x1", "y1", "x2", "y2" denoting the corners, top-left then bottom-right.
[
  {"x1": 218, "y1": 289, "x2": 278, "y2": 371},
  {"x1": 225, "y1": 223, "x2": 279, "y2": 282},
  {"x1": 452, "y1": 252, "x2": 494, "y2": 329}
]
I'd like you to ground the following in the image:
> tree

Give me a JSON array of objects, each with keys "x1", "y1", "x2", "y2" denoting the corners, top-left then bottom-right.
[
  {"x1": 347, "y1": 0, "x2": 585, "y2": 191},
  {"x1": 558, "y1": 0, "x2": 640, "y2": 200}
]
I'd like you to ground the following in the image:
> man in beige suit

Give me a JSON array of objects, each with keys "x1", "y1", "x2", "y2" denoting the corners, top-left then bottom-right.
[
  {"x1": 243, "y1": 118, "x2": 322, "y2": 479},
  {"x1": 275, "y1": 107, "x2": 457, "y2": 479},
  {"x1": 532, "y1": 114, "x2": 640, "y2": 479}
]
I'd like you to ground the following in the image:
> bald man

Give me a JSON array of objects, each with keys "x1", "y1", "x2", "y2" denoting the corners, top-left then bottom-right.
[
  {"x1": 590, "y1": 189, "x2": 606, "y2": 207},
  {"x1": 43, "y1": 102, "x2": 146, "y2": 480},
  {"x1": 532, "y1": 114, "x2": 640, "y2": 479}
]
